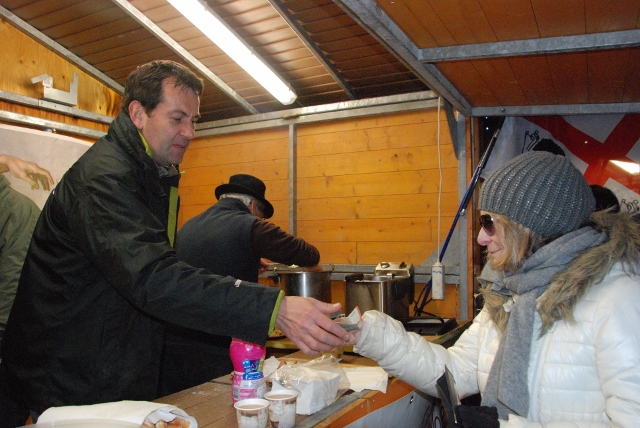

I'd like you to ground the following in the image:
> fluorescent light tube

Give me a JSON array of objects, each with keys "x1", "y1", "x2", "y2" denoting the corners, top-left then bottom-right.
[
  {"x1": 167, "y1": 0, "x2": 297, "y2": 105},
  {"x1": 611, "y1": 160, "x2": 640, "y2": 174}
]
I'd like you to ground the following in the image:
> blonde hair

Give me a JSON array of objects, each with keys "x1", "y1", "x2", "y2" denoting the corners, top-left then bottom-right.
[
  {"x1": 481, "y1": 212, "x2": 557, "y2": 334},
  {"x1": 485, "y1": 213, "x2": 550, "y2": 273}
]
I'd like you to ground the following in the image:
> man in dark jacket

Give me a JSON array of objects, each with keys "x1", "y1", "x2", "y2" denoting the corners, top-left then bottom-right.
[
  {"x1": 177, "y1": 173, "x2": 321, "y2": 283},
  {"x1": 159, "y1": 174, "x2": 322, "y2": 394},
  {"x1": 0, "y1": 60, "x2": 348, "y2": 424}
]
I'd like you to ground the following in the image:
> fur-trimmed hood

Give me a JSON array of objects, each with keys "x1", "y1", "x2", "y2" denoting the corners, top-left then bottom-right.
[{"x1": 481, "y1": 211, "x2": 640, "y2": 335}]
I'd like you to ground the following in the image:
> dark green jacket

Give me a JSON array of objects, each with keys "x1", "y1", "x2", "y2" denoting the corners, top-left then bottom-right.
[
  {"x1": 0, "y1": 176, "x2": 40, "y2": 334},
  {"x1": 1, "y1": 112, "x2": 280, "y2": 414}
]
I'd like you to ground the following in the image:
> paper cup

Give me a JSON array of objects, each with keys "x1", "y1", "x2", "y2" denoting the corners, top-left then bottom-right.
[
  {"x1": 234, "y1": 398, "x2": 270, "y2": 428},
  {"x1": 264, "y1": 390, "x2": 299, "y2": 428}
]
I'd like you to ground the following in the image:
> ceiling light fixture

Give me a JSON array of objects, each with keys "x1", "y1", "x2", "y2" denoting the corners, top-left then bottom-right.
[{"x1": 167, "y1": 0, "x2": 297, "y2": 105}]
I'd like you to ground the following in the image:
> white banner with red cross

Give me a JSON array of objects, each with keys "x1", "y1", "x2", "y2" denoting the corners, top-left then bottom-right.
[{"x1": 481, "y1": 114, "x2": 640, "y2": 212}]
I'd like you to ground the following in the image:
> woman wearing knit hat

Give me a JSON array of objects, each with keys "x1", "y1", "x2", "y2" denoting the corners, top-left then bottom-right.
[{"x1": 347, "y1": 151, "x2": 640, "y2": 427}]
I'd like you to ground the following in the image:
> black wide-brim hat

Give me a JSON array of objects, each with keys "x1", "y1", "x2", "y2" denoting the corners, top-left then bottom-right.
[{"x1": 215, "y1": 174, "x2": 274, "y2": 219}]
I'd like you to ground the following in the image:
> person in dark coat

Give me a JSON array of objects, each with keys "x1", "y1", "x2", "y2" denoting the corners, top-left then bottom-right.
[
  {"x1": 0, "y1": 155, "x2": 53, "y2": 426},
  {"x1": 590, "y1": 184, "x2": 620, "y2": 213},
  {"x1": 158, "y1": 174, "x2": 322, "y2": 395},
  {"x1": 177, "y1": 173, "x2": 321, "y2": 283},
  {"x1": 0, "y1": 60, "x2": 348, "y2": 425},
  {"x1": 0, "y1": 155, "x2": 53, "y2": 348},
  {"x1": 0, "y1": 155, "x2": 54, "y2": 344}
]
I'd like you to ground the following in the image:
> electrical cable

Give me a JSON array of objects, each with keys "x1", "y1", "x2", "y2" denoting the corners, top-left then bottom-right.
[
  {"x1": 437, "y1": 97, "x2": 442, "y2": 262},
  {"x1": 415, "y1": 116, "x2": 507, "y2": 315},
  {"x1": 414, "y1": 100, "x2": 443, "y2": 315},
  {"x1": 431, "y1": 98, "x2": 445, "y2": 301}
]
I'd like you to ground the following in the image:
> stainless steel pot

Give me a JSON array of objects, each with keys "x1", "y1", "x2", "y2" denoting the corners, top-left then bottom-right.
[{"x1": 272, "y1": 270, "x2": 332, "y2": 303}]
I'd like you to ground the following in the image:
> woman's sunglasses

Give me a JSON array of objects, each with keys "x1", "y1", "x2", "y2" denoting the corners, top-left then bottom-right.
[{"x1": 478, "y1": 214, "x2": 495, "y2": 236}]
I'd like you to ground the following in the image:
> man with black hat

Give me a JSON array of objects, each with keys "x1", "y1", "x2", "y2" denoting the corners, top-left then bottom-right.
[
  {"x1": 175, "y1": 173, "x2": 320, "y2": 283},
  {"x1": 158, "y1": 173, "x2": 321, "y2": 395}
]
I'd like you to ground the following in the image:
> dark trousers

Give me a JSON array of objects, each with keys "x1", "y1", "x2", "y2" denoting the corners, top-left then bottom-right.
[
  {"x1": 157, "y1": 328, "x2": 234, "y2": 397},
  {"x1": 0, "y1": 362, "x2": 29, "y2": 428}
]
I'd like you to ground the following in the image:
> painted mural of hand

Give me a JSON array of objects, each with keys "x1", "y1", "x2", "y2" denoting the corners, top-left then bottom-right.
[{"x1": 0, "y1": 154, "x2": 55, "y2": 190}]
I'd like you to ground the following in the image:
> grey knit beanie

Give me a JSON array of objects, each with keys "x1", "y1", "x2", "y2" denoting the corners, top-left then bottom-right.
[{"x1": 478, "y1": 151, "x2": 595, "y2": 237}]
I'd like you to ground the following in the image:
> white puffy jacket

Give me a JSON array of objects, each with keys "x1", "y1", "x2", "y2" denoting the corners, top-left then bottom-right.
[{"x1": 354, "y1": 263, "x2": 640, "y2": 427}]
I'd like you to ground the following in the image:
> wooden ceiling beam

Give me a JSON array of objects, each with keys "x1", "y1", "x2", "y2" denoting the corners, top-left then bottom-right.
[
  {"x1": 334, "y1": 0, "x2": 472, "y2": 116},
  {"x1": 268, "y1": 0, "x2": 357, "y2": 99}
]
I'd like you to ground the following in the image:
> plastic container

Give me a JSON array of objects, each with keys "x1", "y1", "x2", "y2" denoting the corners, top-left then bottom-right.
[{"x1": 230, "y1": 338, "x2": 267, "y2": 402}]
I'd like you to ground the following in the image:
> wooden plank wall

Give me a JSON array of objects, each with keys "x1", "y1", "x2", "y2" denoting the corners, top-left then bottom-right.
[
  {"x1": 0, "y1": 21, "x2": 116, "y2": 137},
  {"x1": 296, "y1": 112, "x2": 457, "y2": 265},
  {"x1": 179, "y1": 111, "x2": 457, "y2": 265},
  {"x1": 178, "y1": 127, "x2": 291, "y2": 227},
  {"x1": 179, "y1": 110, "x2": 462, "y2": 318}
]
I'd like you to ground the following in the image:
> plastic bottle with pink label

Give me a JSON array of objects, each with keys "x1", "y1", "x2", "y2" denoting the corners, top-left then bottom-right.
[{"x1": 230, "y1": 337, "x2": 267, "y2": 402}]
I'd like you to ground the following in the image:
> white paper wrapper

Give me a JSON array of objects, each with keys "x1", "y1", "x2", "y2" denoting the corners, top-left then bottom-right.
[
  {"x1": 37, "y1": 400, "x2": 197, "y2": 427},
  {"x1": 342, "y1": 366, "x2": 388, "y2": 392},
  {"x1": 263, "y1": 356, "x2": 281, "y2": 379},
  {"x1": 271, "y1": 367, "x2": 340, "y2": 415}
]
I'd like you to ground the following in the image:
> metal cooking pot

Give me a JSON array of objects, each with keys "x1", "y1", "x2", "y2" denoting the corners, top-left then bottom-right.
[{"x1": 272, "y1": 270, "x2": 332, "y2": 303}]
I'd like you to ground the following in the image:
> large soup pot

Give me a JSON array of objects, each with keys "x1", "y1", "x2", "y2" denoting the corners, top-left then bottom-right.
[{"x1": 272, "y1": 269, "x2": 332, "y2": 303}]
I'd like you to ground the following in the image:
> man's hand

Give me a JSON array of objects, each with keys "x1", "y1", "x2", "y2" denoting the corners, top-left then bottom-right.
[
  {"x1": 0, "y1": 155, "x2": 54, "y2": 190},
  {"x1": 303, "y1": 263, "x2": 324, "y2": 272},
  {"x1": 258, "y1": 258, "x2": 269, "y2": 275},
  {"x1": 275, "y1": 296, "x2": 349, "y2": 355}
]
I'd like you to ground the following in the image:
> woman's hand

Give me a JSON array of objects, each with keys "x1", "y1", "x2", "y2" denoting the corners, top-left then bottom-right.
[{"x1": 345, "y1": 329, "x2": 362, "y2": 346}]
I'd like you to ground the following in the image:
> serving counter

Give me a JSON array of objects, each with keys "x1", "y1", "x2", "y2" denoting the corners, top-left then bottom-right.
[{"x1": 157, "y1": 321, "x2": 471, "y2": 427}]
